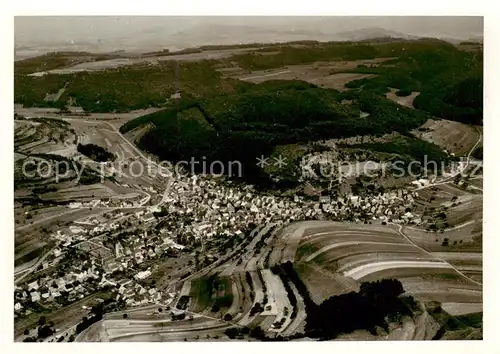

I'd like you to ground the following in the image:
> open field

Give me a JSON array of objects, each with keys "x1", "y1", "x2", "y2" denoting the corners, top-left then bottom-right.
[
  {"x1": 441, "y1": 302, "x2": 483, "y2": 316},
  {"x1": 313, "y1": 73, "x2": 377, "y2": 91},
  {"x1": 77, "y1": 312, "x2": 231, "y2": 342},
  {"x1": 289, "y1": 222, "x2": 482, "y2": 305},
  {"x1": 385, "y1": 88, "x2": 420, "y2": 108},
  {"x1": 294, "y1": 262, "x2": 358, "y2": 304},
  {"x1": 403, "y1": 223, "x2": 481, "y2": 253},
  {"x1": 227, "y1": 58, "x2": 393, "y2": 90},
  {"x1": 28, "y1": 48, "x2": 257, "y2": 76},
  {"x1": 413, "y1": 119, "x2": 482, "y2": 156},
  {"x1": 411, "y1": 182, "x2": 483, "y2": 231}
]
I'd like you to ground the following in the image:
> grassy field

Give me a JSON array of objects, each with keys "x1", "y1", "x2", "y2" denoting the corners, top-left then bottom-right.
[
  {"x1": 413, "y1": 119, "x2": 481, "y2": 156},
  {"x1": 189, "y1": 275, "x2": 233, "y2": 314},
  {"x1": 277, "y1": 221, "x2": 483, "y2": 307}
]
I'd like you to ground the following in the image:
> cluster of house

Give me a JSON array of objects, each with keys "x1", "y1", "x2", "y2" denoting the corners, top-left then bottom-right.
[
  {"x1": 316, "y1": 189, "x2": 422, "y2": 224},
  {"x1": 102, "y1": 229, "x2": 185, "y2": 273},
  {"x1": 98, "y1": 272, "x2": 176, "y2": 308},
  {"x1": 154, "y1": 175, "x2": 423, "y2": 243},
  {"x1": 14, "y1": 231, "x2": 180, "y2": 316},
  {"x1": 15, "y1": 166, "x2": 431, "y2": 317},
  {"x1": 68, "y1": 191, "x2": 149, "y2": 210},
  {"x1": 14, "y1": 261, "x2": 101, "y2": 316}
]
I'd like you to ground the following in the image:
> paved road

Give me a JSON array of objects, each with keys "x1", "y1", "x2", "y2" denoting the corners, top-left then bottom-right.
[
  {"x1": 101, "y1": 120, "x2": 172, "y2": 208},
  {"x1": 60, "y1": 117, "x2": 172, "y2": 210}
]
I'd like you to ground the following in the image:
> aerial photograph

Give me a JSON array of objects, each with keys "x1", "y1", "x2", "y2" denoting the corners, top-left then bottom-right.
[{"x1": 13, "y1": 16, "x2": 483, "y2": 342}]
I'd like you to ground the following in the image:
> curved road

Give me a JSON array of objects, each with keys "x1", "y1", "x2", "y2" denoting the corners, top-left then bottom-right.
[
  {"x1": 400, "y1": 125, "x2": 483, "y2": 286},
  {"x1": 415, "y1": 126, "x2": 482, "y2": 191}
]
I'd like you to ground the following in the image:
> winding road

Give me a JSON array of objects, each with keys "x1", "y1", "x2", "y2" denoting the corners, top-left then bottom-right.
[{"x1": 415, "y1": 126, "x2": 482, "y2": 191}]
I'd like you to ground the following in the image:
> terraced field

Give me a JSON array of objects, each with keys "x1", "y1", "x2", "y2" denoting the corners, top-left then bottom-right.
[
  {"x1": 79, "y1": 214, "x2": 483, "y2": 341},
  {"x1": 77, "y1": 313, "x2": 231, "y2": 342},
  {"x1": 289, "y1": 222, "x2": 482, "y2": 311},
  {"x1": 14, "y1": 118, "x2": 77, "y2": 156},
  {"x1": 162, "y1": 223, "x2": 307, "y2": 337}
]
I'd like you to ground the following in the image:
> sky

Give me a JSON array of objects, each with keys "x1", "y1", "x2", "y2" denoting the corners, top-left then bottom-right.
[{"x1": 14, "y1": 16, "x2": 483, "y2": 54}]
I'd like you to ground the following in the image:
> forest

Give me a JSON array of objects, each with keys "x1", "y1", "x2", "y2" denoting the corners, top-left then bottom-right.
[
  {"x1": 15, "y1": 39, "x2": 482, "y2": 127},
  {"x1": 15, "y1": 38, "x2": 482, "y2": 184},
  {"x1": 77, "y1": 143, "x2": 115, "y2": 162},
  {"x1": 121, "y1": 80, "x2": 434, "y2": 182}
]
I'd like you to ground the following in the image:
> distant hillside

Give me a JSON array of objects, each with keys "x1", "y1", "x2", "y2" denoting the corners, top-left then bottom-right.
[{"x1": 335, "y1": 27, "x2": 419, "y2": 41}]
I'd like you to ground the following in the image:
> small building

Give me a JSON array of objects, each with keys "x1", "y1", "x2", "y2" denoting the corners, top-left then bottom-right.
[
  {"x1": 27, "y1": 281, "x2": 39, "y2": 291},
  {"x1": 135, "y1": 270, "x2": 152, "y2": 280},
  {"x1": 31, "y1": 291, "x2": 41, "y2": 302},
  {"x1": 319, "y1": 196, "x2": 331, "y2": 204}
]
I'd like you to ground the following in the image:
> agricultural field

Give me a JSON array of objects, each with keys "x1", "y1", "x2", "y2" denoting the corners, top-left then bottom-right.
[
  {"x1": 225, "y1": 58, "x2": 393, "y2": 90},
  {"x1": 15, "y1": 291, "x2": 114, "y2": 339},
  {"x1": 385, "y1": 88, "x2": 420, "y2": 108},
  {"x1": 14, "y1": 118, "x2": 77, "y2": 156},
  {"x1": 14, "y1": 31, "x2": 483, "y2": 342},
  {"x1": 288, "y1": 221, "x2": 482, "y2": 311},
  {"x1": 26, "y1": 47, "x2": 257, "y2": 76},
  {"x1": 148, "y1": 216, "x2": 483, "y2": 341},
  {"x1": 412, "y1": 119, "x2": 482, "y2": 156},
  {"x1": 411, "y1": 182, "x2": 483, "y2": 232}
]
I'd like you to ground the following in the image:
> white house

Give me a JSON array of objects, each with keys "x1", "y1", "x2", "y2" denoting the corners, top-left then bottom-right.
[
  {"x1": 28, "y1": 281, "x2": 39, "y2": 291},
  {"x1": 135, "y1": 270, "x2": 152, "y2": 280},
  {"x1": 31, "y1": 291, "x2": 41, "y2": 302}
]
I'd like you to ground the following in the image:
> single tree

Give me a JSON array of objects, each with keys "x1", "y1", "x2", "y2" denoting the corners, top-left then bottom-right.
[{"x1": 37, "y1": 316, "x2": 47, "y2": 326}]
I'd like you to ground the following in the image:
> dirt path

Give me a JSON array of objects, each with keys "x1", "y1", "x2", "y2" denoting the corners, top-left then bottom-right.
[
  {"x1": 241, "y1": 70, "x2": 291, "y2": 81},
  {"x1": 393, "y1": 223, "x2": 483, "y2": 287}
]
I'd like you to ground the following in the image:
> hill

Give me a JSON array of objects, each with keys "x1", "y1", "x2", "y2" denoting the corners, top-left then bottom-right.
[
  {"x1": 119, "y1": 80, "x2": 436, "y2": 184},
  {"x1": 14, "y1": 39, "x2": 482, "y2": 125},
  {"x1": 335, "y1": 27, "x2": 419, "y2": 41}
]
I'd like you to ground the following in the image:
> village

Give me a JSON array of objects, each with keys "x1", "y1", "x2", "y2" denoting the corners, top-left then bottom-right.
[{"x1": 14, "y1": 165, "x2": 431, "y2": 325}]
